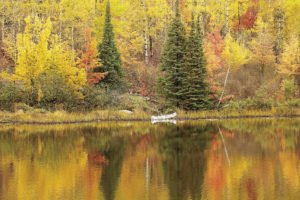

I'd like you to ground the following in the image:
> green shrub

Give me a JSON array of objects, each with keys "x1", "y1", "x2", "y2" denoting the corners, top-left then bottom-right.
[
  {"x1": 13, "y1": 103, "x2": 34, "y2": 112},
  {"x1": 33, "y1": 108, "x2": 47, "y2": 113},
  {"x1": 228, "y1": 98, "x2": 273, "y2": 110},
  {"x1": 81, "y1": 86, "x2": 121, "y2": 110},
  {"x1": 281, "y1": 99, "x2": 300, "y2": 108},
  {"x1": 39, "y1": 71, "x2": 79, "y2": 109},
  {"x1": 118, "y1": 94, "x2": 153, "y2": 112},
  {"x1": 0, "y1": 82, "x2": 22, "y2": 111},
  {"x1": 282, "y1": 78, "x2": 296, "y2": 100}
]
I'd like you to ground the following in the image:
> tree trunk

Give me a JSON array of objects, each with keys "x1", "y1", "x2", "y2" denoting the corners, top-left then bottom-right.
[
  {"x1": 17, "y1": 0, "x2": 21, "y2": 33},
  {"x1": 84, "y1": 27, "x2": 88, "y2": 73},
  {"x1": 295, "y1": 75, "x2": 300, "y2": 97},
  {"x1": 217, "y1": 64, "x2": 231, "y2": 108},
  {"x1": 30, "y1": 79, "x2": 38, "y2": 106},
  {"x1": 149, "y1": 36, "x2": 153, "y2": 58},
  {"x1": 261, "y1": 64, "x2": 265, "y2": 78},
  {"x1": 59, "y1": 5, "x2": 62, "y2": 40},
  {"x1": 71, "y1": 23, "x2": 74, "y2": 53},
  {"x1": 225, "y1": 0, "x2": 229, "y2": 36},
  {"x1": 1, "y1": 0, "x2": 4, "y2": 42},
  {"x1": 18, "y1": 18, "x2": 20, "y2": 33},
  {"x1": 276, "y1": 14, "x2": 283, "y2": 63},
  {"x1": 12, "y1": 1, "x2": 17, "y2": 61},
  {"x1": 1, "y1": 16, "x2": 4, "y2": 42},
  {"x1": 95, "y1": 0, "x2": 97, "y2": 12},
  {"x1": 202, "y1": 0, "x2": 207, "y2": 35},
  {"x1": 141, "y1": 0, "x2": 149, "y2": 65},
  {"x1": 144, "y1": 32, "x2": 149, "y2": 64},
  {"x1": 238, "y1": 1, "x2": 241, "y2": 41}
]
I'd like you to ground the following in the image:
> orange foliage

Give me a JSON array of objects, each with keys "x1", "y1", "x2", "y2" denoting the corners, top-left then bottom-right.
[
  {"x1": 136, "y1": 135, "x2": 152, "y2": 150},
  {"x1": 80, "y1": 28, "x2": 107, "y2": 85},
  {"x1": 88, "y1": 151, "x2": 108, "y2": 165},
  {"x1": 245, "y1": 178, "x2": 258, "y2": 200},
  {"x1": 206, "y1": 30, "x2": 225, "y2": 61},
  {"x1": 205, "y1": 30, "x2": 225, "y2": 97},
  {"x1": 205, "y1": 145, "x2": 226, "y2": 194}
]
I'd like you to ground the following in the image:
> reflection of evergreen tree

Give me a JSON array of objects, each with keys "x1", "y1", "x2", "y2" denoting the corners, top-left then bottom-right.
[
  {"x1": 82, "y1": 126, "x2": 128, "y2": 200},
  {"x1": 159, "y1": 124, "x2": 214, "y2": 200},
  {"x1": 100, "y1": 137, "x2": 127, "y2": 200}
]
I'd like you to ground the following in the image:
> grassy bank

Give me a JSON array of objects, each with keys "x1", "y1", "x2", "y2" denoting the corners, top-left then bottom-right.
[
  {"x1": 0, "y1": 110, "x2": 150, "y2": 124},
  {"x1": 177, "y1": 107, "x2": 300, "y2": 120},
  {"x1": 1, "y1": 107, "x2": 300, "y2": 124}
]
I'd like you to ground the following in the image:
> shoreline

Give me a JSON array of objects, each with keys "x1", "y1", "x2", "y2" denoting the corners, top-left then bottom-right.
[{"x1": 1, "y1": 110, "x2": 300, "y2": 125}]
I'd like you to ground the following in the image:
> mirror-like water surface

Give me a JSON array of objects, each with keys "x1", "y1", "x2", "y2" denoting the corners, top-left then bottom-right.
[{"x1": 1, "y1": 120, "x2": 300, "y2": 200}]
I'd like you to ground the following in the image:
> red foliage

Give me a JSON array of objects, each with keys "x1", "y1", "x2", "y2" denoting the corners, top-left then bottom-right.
[
  {"x1": 235, "y1": 0, "x2": 258, "y2": 31},
  {"x1": 137, "y1": 135, "x2": 152, "y2": 150},
  {"x1": 88, "y1": 151, "x2": 108, "y2": 165},
  {"x1": 240, "y1": 6, "x2": 258, "y2": 30},
  {"x1": 245, "y1": 178, "x2": 258, "y2": 200},
  {"x1": 80, "y1": 28, "x2": 106, "y2": 85}
]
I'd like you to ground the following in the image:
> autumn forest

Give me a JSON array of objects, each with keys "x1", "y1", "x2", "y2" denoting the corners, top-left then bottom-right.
[
  {"x1": 0, "y1": 0, "x2": 300, "y2": 113},
  {"x1": 1, "y1": 1, "x2": 300, "y2": 199}
]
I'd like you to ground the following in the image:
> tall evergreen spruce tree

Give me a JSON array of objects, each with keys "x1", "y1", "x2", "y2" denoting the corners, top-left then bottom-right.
[
  {"x1": 97, "y1": 0, "x2": 124, "y2": 91},
  {"x1": 181, "y1": 15, "x2": 211, "y2": 110},
  {"x1": 158, "y1": 0, "x2": 186, "y2": 108}
]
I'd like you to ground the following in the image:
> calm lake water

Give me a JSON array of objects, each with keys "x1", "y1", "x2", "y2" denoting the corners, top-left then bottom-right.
[{"x1": 1, "y1": 119, "x2": 300, "y2": 200}]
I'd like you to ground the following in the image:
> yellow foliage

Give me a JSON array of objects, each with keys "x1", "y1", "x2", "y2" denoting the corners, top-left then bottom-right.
[
  {"x1": 278, "y1": 35, "x2": 300, "y2": 77},
  {"x1": 13, "y1": 16, "x2": 86, "y2": 101},
  {"x1": 283, "y1": 0, "x2": 300, "y2": 36},
  {"x1": 250, "y1": 17, "x2": 276, "y2": 69},
  {"x1": 222, "y1": 34, "x2": 250, "y2": 69}
]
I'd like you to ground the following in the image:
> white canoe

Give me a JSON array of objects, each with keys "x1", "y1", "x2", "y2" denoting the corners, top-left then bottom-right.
[
  {"x1": 151, "y1": 119, "x2": 177, "y2": 125},
  {"x1": 151, "y1": 112, "x2": 177, "y2": 121}
]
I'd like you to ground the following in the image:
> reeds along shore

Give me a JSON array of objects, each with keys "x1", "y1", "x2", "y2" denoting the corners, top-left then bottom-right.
[{"x1": 1, "y1": 108, "x2": 300, "y2": 124}]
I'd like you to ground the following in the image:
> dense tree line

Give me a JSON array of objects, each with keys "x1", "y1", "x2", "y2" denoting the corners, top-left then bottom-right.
[
  {"x1": 0, "y1": 0, "x2": 299, "y2": 111},
  {"x1": 159, "y1": 0, "x2": 210, "y2": 110}
]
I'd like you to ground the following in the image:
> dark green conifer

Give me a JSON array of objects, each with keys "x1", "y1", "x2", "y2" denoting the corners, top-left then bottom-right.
[
  {"x1": 158, "y1": 0, "x2": 186, "y2": 108},
  {"x1": 181, "y1": 14, "x2": 211, "y2": 110},
  {"x1": 96, "y1": 0, "x2": 124, "y2": 91}
]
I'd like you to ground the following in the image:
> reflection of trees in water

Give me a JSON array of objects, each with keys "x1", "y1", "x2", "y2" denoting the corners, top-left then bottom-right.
[
  {"x1": 204, "y1": 122, "x2": 300, "y2": 200},
  {"x1": 3, "y1": 121, "x2": 300, "y2": 200},
  {"x1": 0, "y1": 130, "x2": 84, "y2": 164},
  {"x1": 159, "y1": 124, "x2": 214, "y2": 200},
  {"x1": 100, "y1": 137, "x2": 127, "y2": 200},
  {"x1": 221, "y1": 119, "x2": 300, "y2": 151},
  {"x1": 0, "y1": 129, "x2": 89, "y2": 200},
  {"x1": 83, "y1": 127, "x2": 128, "y2": 200}
]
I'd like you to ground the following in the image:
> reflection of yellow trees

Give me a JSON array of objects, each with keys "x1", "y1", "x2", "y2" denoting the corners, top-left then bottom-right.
[
  {"x1": 115, "y1": 135, "x2": 168, "y2": 200},
  {"x1": 0, "y1": 123, "x2": 175, "y2": 200},
  {"x1": 0, "y1": 134, "x2": 104, "y2": 200},
  {"x1": 1, "y1": 152, "x2": 103, "y2": 200},
  {"x1": 279, "y1": 152, "x2": 300, "y2": 197},
  {"x1": 203, "y1": 127, "x2": 300, "y2": 200},
  {"x1": 0, "y1": 122, "x2": 157, "y2": 140},
  {"x1": 2, "y1": 121, "x2": 300, "y2": 200}
]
